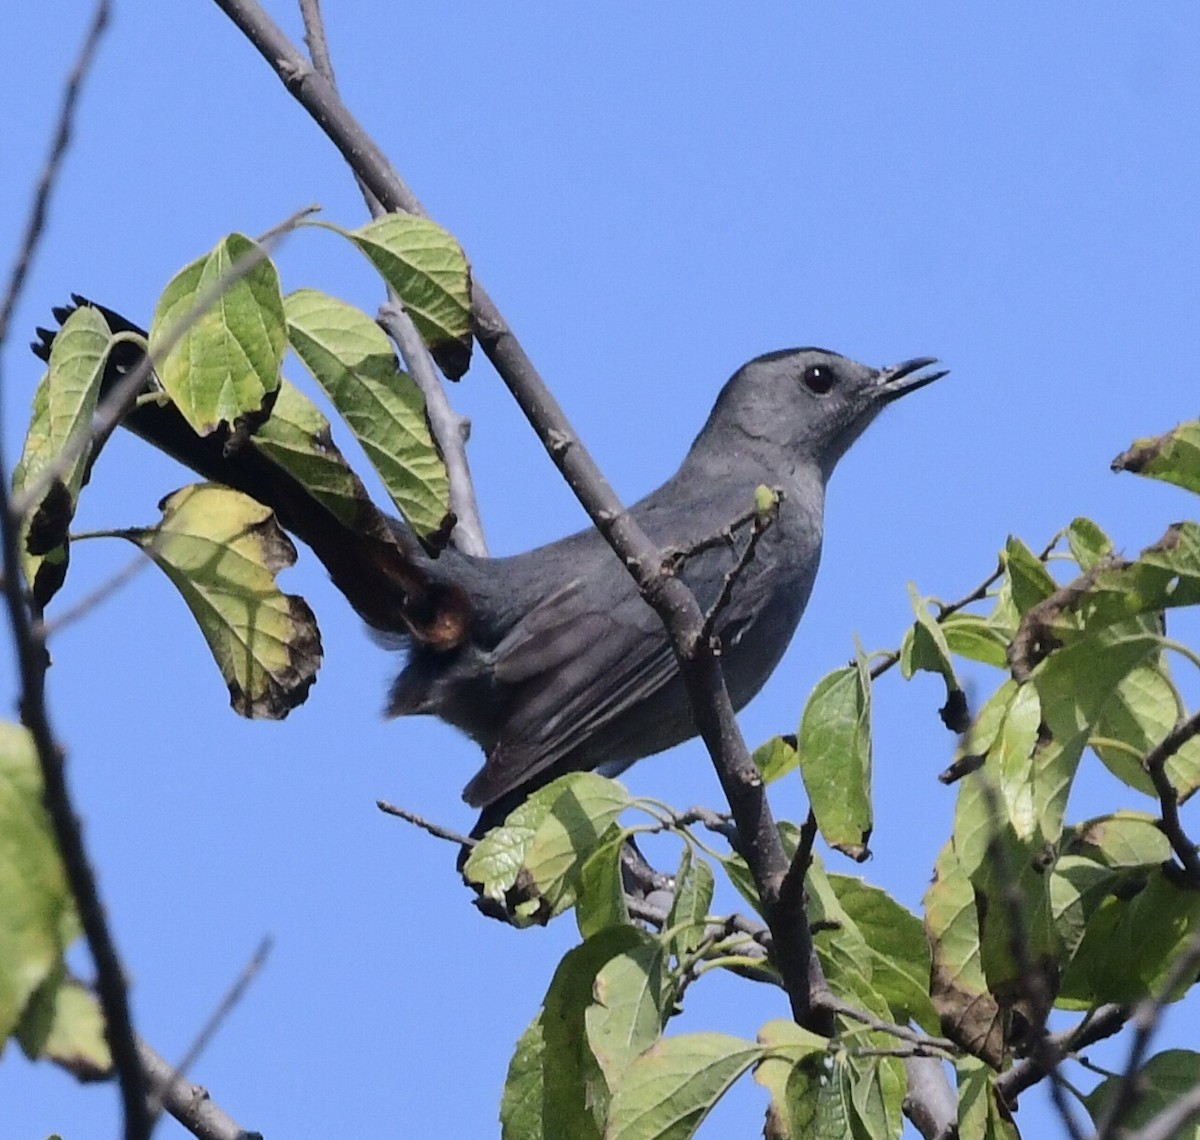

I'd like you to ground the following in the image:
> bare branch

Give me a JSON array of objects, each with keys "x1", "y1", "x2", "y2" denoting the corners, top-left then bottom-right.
[
  {"x1": 0, "y1": 6, "x2": 155, "y2": 1137},
  {"x1": 138, "y1": 1038, "x2": 262, "y2": 1140},
  {"x1": 377, "y1": 799, "x2": 476, "y2": 847},
  {"x1": 0, "y1": 2, "x2": 110, "y2": 348}
]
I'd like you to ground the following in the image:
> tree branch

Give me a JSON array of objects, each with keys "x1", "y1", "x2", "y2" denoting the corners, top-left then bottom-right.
[
  {"x1": 0, "y1": 6, "x2": 153, "y2": 1138},
  {"x1": 210, "y1": 0, "x2": 829, "y2": 1032}
]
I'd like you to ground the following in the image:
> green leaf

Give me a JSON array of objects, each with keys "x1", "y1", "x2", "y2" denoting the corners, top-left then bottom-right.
[
  {"x1": 604, "y1": 1032, "x2": 762, "y2": 1140},
  {"x1": 501, "y1": 1013, "x2": 546, "y2": 1140},
  {"x1": 1003, "y1": 535, "x2": 1057, "y2": 615},
  {"x1": 250, "y1": 378, "x2": 393, "y2": 532},
  {"x1": 939, "y1": 613, "x2": 1010, "y2": 669},
  {"x1": 463, "y1": 774, "x2": 631, "y2": 923},
  {"x1": 149, "y1": 232, "x2": 285, "y2": 436},
  {"x1": 1112, "y1": 419, "x2": 1200, "y2": 496},
  {"x1": 16, "y1": 972, "x2": 110, "y2": 1079},
  {"x1": 666, "y1": 846, "x2": 715, "y2": 962},
  {"x1": 576, "y1": 826, "x2": 632, "y2": 940},
  {"x1": 338, "y1": 214, "x2": 472, "y2": 378},
  {"x1": 1066, "y1": 517, "x2": 1114, "y2": 571},
  {"x1": 781, "y1": 1054, "x2": 856, "y2": 1140},
  {"x1": 1092, "y1": 658, "x2": 1200, "y2": 803},
  {"x1": 1083, "y1": 1048, "x2": 1200, "y2": 1137},
  {"x1": 752, "y1": 735, "x2": 798, "y2": 784},
  {"x1": 0, "y1": 723, "x2": 79, "y2": 1042},
  {"x1": 956, "y1": 1057, "x2": 1019, "y2": 1140},
  {"x1": 1060, "y1": 868, "x2": 1200, "y2": 1006},
  {"x1": 846, "y1": 1052, "x2": 906, "y2": 1140},
  {"x1": 283, "y1": 289, "x2": 452, "y2": 541},
  {"x1": 123, "y1": 484, "x2": 322, "y2": 719},
  {"x1": 798, "y1": 649, "x2": 872, "y2": 860},
  {"x1": 829, "y1": 875, "x2": 938, "y2": 1032},
  {"x1": 543, "y1": 926, "x2": 647, "y2": 1140},
  {"x1": 754, "y1": 1020, "x2": 833, "y2": 1140},
  {"x1": 1032, "y1": 622, "x2": 1162, "y2": 844},
  {"x1": 1065, "y1": 810, "x2": 1172, "y2": 869},
  {"x1": 13, "y1": 307, "x2": 112, "y2": 607},
  {"x1": 585, "y1": 935, "x2": 670, "y2": 1105}
]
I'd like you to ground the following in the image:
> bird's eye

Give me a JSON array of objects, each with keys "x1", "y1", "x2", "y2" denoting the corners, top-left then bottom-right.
[{"x1": 802, "y1": 363, "x2": 835, "y2": 394}]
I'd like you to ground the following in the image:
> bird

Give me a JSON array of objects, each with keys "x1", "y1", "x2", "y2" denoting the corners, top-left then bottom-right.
[
  {"x1": 385, "y1": 347, "x2": 946, "y2": 831},
  {"x1": 32, "y1": 301, "x2": 944, "y2": 835}
]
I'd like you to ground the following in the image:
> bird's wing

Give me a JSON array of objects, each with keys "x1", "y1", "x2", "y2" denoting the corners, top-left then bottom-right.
[{"x1": 461, "y1": 577, "x2": 681, "y2": 807}]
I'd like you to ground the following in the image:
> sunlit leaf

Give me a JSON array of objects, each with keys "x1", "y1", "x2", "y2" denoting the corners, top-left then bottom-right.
[
  {"x1": 338, "y1": 214, "x2": 472, "y2": 378},
  {"x1": 150, "y1": 232, "x2": 285, "y2": 436},
  {"x1": 605, "y1": 1032, "x2": 762, "y2": 1140},
  {"x1": 798, "y1": 649, "x2": 872, "y2": 860},
  {"x1": 284, "y1": 289, "x2": 452, "y2": 541},
  {"x1": 122, "y1": 483, "x2": 322, "y2": 719}
]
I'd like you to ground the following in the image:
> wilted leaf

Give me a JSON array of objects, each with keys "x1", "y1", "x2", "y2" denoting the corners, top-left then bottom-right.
[
  {"x1": 1112, "y1": 420, "x2": 1200, "y2": 496},
  {"x1": 924, "y1": 843, "x2": 1005, "y2": 1067},
  {"x1": 284, "y1": 289, "x2": 452, "y2": 540},
  {"x1": 338, "y1": 214, "x2": 472, "y2": 378},
  {"x1": 798, "y1": 649, "x2": 872, "y2": 860},
  {"x1": 150, "y1": 232, "x2": 285, "y2": 436},
  {"x1": 604, "y1": 1032, "x2": 763, "y2": 1140},
  {"x1": 122, "y1": 483, "x2": 321, "y2": 718}
]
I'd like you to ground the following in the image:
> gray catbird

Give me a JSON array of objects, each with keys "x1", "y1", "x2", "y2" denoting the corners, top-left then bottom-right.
[
  {"x1": 388, "y1": 348, "x2": 945, "y2": 830},
  {"x1": 32, "y1": 304, "x2": 943, "y2": 832}
]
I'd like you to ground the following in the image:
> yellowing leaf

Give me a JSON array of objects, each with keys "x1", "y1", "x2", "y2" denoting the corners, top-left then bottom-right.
[{"x1": 124, "y1": 484, "x2": 321, "y2": 718}]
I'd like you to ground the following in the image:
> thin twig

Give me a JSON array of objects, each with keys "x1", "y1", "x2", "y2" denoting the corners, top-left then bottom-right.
[
  {"x1": 0, "y1": 7, "x2": 152, "y2": 1138},
  {"x1": 819, "y1": 995, "x2": 956, "y2": 1053},
  {"x1": 148, "y1": 936, "x2": 273, "y2": 1120},
  {"x1": 297, "y1": 0, "x2": 487, "y2": 556},
  {"x1": 0, "y1": 3, "x2": 110, "y2": 347},
  {"x1": 698, "y1": 492, "x2": 779, "y2": 644},
  {"x1": 38, "y1": 547, "x2": 154, "y2": 637},
  {"x1": 377, "y1": 799, "x2": 476, "y2": 847}
]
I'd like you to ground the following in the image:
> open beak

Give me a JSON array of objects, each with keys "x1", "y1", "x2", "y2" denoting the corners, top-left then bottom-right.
[{"x1": 876, "y1": 356, "x2": 948, "y2": 401}]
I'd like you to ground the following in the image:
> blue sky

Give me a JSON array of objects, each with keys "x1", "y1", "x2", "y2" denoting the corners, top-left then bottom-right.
[{"x1": 3, "y1": 3, "x2": 1199, "y2": 1137}]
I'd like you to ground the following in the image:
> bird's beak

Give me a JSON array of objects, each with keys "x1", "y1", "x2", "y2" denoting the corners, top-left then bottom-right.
[{"x1": 876, "y1": 356, "x2": 948, "y2": 401}]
